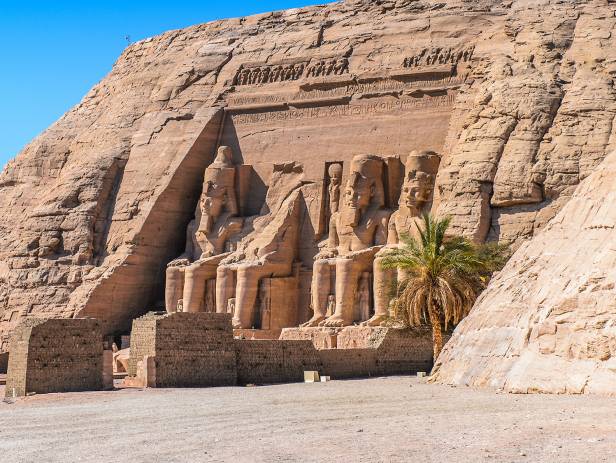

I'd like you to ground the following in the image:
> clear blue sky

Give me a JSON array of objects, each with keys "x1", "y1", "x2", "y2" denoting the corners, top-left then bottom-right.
[{"x1": 0, "y1": 1, "x2": 335, "y2": 170}]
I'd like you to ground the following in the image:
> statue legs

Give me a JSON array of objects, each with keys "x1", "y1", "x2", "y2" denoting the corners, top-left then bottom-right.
[
  {"x1": 320, "y1": 254, "x2": 374, "y2": 327},
  {"x1": 301, "y1": 259, "x2": 333, "y2": 327},
  {"x1": 217, "y1": 262, "x2": 291, "y2": 329},
  {"x1": 182, "y1": 261, "x2": 219, "y2": 313},
  {"x1": 363, "y1": 263, "x2": 409, "y2": 326},
  {"x1": 165, "y1": 266, "x2": 185, "y2": 313},
  {"x1": 215, "y1": 266, "x2": 235, "y2": 314}
]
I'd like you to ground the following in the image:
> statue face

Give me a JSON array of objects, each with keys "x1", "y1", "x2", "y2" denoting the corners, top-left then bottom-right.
[
  {"x1": 401, "y1": 172, "x2": 433, "y2": 210},
  {"x1": 199, "y1": 180, "x2": 228, "y2": 232},
  {"x1": 344, "y1": 173, "x2": 373, "y2": 211},
  {"x1": 340, "y1": 172, "x2": 375, "y2": 227}
]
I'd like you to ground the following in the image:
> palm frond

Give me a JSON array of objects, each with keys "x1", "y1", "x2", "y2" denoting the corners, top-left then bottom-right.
[{"x1": 386, "y1": 213, "x2": 510, "y2": 358}]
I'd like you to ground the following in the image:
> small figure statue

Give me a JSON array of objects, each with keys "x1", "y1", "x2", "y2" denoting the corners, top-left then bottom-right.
[
  {"x1": 326, "y1": 294, "x2": 336, "y2": 317},
  {"x1": 227, "y1": 298, "x2": 236, "y2": 315},
  {"x1": 165, "y1": 146, "x2": 243, "y2": 313},
  {"x1": 363, "y1": 151, "x2": 440, "y2": 326},
  {"x1": 327, "y1": 163, "x2": 343, "y2": 216},
  {"x1": 357, "y1": 272, "x2": 372, "y2": 322},
  {"x1": 302, "y1": 154, "x2": 392, "y2": 328}
]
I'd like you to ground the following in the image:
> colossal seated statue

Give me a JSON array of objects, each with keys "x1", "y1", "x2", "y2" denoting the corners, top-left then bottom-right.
[
  {"x1": 165, "y1": 146, "x2": 243, "y2": 313},
  {"x1": 215, "y1": 162, "x2": 305, "y2": 329},
  {"x1": 364, "y1": 151, "x2": 441, "y2": 326},
  {"x1": 302, "y1": 154, "x2": 392, "y2": 328}
]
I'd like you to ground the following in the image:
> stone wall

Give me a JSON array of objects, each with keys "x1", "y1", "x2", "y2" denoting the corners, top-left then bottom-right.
[
  {"x1": 128, "y1": 312, "x2": 237, "y2": 388},
  {"x1": 235, "y1": 340, "x2": 321, "y2": 385},
  {"x1": 5, "y1": 319, "x2": 103, "y2": 397},
  {"x1": 128, "y1": 312, "x2": 434, "y2": 387}
]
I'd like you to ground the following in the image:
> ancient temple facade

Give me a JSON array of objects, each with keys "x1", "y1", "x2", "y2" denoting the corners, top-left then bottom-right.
[
  {"x1": 151, "y1": 34, "x2": 471, "y2": 339},
  {"x1": 164, "y1": 143, "x2": 444, "y2": 339}
]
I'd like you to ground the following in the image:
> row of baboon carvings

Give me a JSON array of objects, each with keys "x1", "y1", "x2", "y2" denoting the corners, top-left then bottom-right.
[
  {"x1": 232, "y1": 46, "x2": 475, "y2": 87},
  {"x1": 233, "y1": 58, "x2": 350, "y2": 86},
  {"x1": 165, "y1": 146, "x2": 440, "y2": 330}
]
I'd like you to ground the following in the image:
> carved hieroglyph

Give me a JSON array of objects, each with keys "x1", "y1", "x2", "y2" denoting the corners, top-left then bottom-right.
[
  {"x1": 365, "y1": 151, "x2": 441, "y2": 326},
  {"x1": 165, "y1": 146, "x2": 243, "y2": 313},
  {"x1": 303, "y1": 154, "x2": 391, "y2": 328},
  {"x1": 215, "y1": 162, "x2": 304, "y2": 329}
]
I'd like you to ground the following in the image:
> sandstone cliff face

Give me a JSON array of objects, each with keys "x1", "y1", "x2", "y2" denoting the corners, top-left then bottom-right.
[
  {"x1": 2, "y1": 0, "x2": 616, "y2": 350},
  {"x1": 433, "y1": 150, "x2": 616, "y2": 395}
]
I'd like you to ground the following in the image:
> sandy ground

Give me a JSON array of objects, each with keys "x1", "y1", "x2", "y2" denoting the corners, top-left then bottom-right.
[{"x1": 1, "y1": 377, "x2": 615, "y2": 463}]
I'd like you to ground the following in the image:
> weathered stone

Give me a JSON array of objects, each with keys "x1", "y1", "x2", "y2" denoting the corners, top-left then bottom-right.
[
  {"x1": 126, "y1": 313, "x2": 434, "y2": 387},
  {"x1": 5, "y1": 318, "x2": 103, "y2": 397},
  {"x1": 433, "y1": 151, "x2": 616, "y2": 395}
]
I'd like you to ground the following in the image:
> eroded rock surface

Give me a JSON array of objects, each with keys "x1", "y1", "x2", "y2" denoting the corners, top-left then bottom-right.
[
  {"x1": 433, "y1": 150, "x2": 616, "y2": 395},
  {"x1": 2, "y1": 0, "x2": 616, "y2": 352}
]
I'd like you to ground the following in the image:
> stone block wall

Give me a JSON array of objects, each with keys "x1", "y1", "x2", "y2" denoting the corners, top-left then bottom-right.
[
  {"x1": 280, "y1": 327, "x2": 339, "y2": 349},
  {"x1": 128, "y1": 312, "x2": 435, "y2": 388},
  {"x1": 319, "y1": 349, "x2": 378, "y2": 379},
  {"x1": 5, "y1": 319, "x2": 103, "y2": 397},
  {"x1": 235, "y1": 340, "x2": 321, "y2": 385},
  {"x1": 374, "y1": 327, "x2": 438, "y2": 375},
  {"x1": 128, "y1": 312, "x2": 237, "y2": 388},
  {"x1": 126, "y1": 313, "x2": 159, "y2": 377}
]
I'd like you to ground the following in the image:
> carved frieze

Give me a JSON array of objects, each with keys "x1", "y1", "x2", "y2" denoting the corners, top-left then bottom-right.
[
  {"x1": 403, "y1": 46, "x2": 475, "y2": 69},
  {"x1": 233, "y1": 57, "x2": 349, "y2": 87}
]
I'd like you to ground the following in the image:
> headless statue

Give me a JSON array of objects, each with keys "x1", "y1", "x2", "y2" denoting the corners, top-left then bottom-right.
[
  {"x1": 302, "y1": 154, "x2": 392, "y2": 328},
  {"x1": 165, "y1": 146, "x2": 243, "y2": 313},
  {"x1": 363, "y1": 151, "x2": 441, "y2": 326},
  {"x1": 215, "y1": 162, "x2": 304, "y2": 329}
]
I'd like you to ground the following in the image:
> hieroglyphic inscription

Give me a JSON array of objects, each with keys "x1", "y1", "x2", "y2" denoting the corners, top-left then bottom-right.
[
  {"x1": 231, "y1": 94, "x2": 455, "y2": 125},
  {"x1": 234, "y1": 58, "x2": 349, "y2": 86},
  {"x1": 403, "y1": 46, "x2": 475, "y2": 68},
  {"x1": 227, "y1": 74, "x2": 465, "y2": 108}
]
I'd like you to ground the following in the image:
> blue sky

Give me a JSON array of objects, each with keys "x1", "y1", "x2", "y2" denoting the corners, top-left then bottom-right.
[{"x1": 0, "y1": 1, "x2": 335, "y2": 170}]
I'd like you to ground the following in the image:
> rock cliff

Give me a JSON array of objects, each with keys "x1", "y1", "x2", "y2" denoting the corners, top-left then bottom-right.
[
  {"x1": 433, "y1": 150, "x2": 616, "y2": 395},
  {"x1": 2, "y1": 0, "x2": 616, "y2": 353}
]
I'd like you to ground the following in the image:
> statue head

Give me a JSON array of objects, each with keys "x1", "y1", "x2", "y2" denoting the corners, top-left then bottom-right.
[
  {"x1": 328, "y1": 163, "x2": 343, "y2": 186},
  {"x1": 341, "y1": 155, "x2": 385, "y2": 226},
  {"x1": 198, "y1": 146, "x2": 238, "y2": 233},
  {"x1": 400, "y1": 151, "x2": 440, "y2": 212}
]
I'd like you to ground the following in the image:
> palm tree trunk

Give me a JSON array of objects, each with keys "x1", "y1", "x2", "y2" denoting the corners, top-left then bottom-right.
[{"x1": 428, "y1": 298, "x2": 443, "y2": 362}]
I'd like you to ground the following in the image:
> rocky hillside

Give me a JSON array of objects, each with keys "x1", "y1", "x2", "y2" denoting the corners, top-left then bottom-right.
[
  {"x1": 2, "y1": 0, "x2": 616, "y2": 355},
  {"x1": 433, "y1": 149, "x2": 616, "y2": 395}
]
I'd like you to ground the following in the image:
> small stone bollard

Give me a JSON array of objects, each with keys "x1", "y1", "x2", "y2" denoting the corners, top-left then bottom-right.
[
  {"x1": 304, "y1": 371, "x2": 320, "y2": 383},
  {"x1": 417, "y1": 372, "x2": 427, "y2": 378},
  {"x1": 320, "y1": 376, "x2": 331, "y2": 382}
]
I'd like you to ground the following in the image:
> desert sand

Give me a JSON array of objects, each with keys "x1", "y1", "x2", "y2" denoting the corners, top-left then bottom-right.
[{"x1": 1, "y1": 377, "x2": 615, "y2": 463}]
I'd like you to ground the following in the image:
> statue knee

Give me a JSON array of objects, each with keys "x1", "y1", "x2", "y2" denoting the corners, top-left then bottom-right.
[
  {"x1": 237, "y1": 264, "x2": 258, "y2": 280},
  {"x1": 337, "y1": 258, "x2": 356, "y2": 274},
  {"x1": 217, "y1": 266, "x2": 229, "y2": 279},
  {"x1": 184, "y1": 267, "x2": 196, "y2": 281},
  {"x1": 166, "y1": 266, "x2": 180, "y2": 279}
]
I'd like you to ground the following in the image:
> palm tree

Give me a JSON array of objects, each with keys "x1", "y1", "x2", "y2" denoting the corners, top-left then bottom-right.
[{"x1": 380, "y1": 213, "x2": 508, "y2": 360}]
